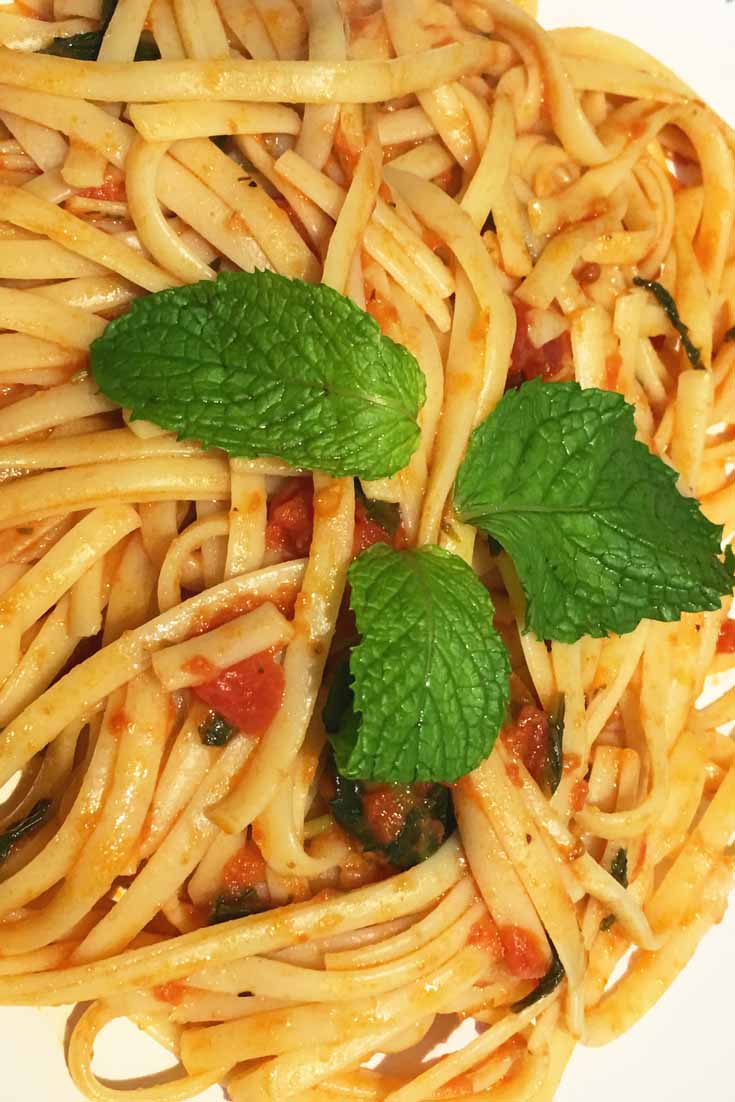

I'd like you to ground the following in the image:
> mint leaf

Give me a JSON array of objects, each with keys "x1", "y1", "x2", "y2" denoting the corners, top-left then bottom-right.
[
  {"x1": 91, "y1": 271, "x2": 425, "y2": 480},
  {"x1": 330, "y1": 544, "x2": 510, "y2": 783},
  {"x1": 454, "y1": 380, "x2": 732, "y2": 643}
]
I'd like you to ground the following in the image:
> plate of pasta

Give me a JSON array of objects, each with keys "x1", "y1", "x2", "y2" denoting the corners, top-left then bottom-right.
[{"x1": 0, "y1": 0, "x2": 732, "y2": 1101}]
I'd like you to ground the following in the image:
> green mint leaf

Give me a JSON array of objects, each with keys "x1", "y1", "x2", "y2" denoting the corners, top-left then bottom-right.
[
  {"x1": 91, "y1": 271, "x2": 425, "y2": 480},
  {"x1": 633, "y1": 277, "x2": 702, "y2": 369},
  {"x1": 454, "y1": 380, "x2": 732, "y2": 643},
  {"x1": 330, "y1": 544, "x2": 510, "y2": 783},
  {"x1": 512, "y1": 942, "x2": 565, "y2": 1011},
  {"x1": 209, "y1": 888, "x2": 268, "y2": 925},
  {"x1": 0, "y1": 799, "x2": 52, "y2": 864},
  {"x1": 329, "y1": 769, "x2": 453, "y2": 870},
  {"x1": 199, "y1": 711, "x2": 237, "y2": 747}
]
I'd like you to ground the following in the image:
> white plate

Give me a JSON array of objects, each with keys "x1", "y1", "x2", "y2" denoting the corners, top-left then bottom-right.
[{"x1": 0, "y1": 3, "x2": 733, "y2": 1099}]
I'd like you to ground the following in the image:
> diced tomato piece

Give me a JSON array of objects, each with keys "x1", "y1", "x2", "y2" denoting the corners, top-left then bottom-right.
[
  {"x1": 506, "y1": 300, "x2": 568, "y2": 389},
  {"x1": 193, "y1": 649, "x2": 285, "y2": 736},
  {"x1": 502, "y1": 704, "x2": 550, "y2": 785},
  {"x1": 361, "y1": 784, "x2": 415, "y2": 846},
  {"x1": 265, "y1": 478, "x2": 314, "y2": 559},
  {"x1": 717, "y1": 619, "x2": 735, "y2": 653},
  {"x1": 352, "y1": 500, "x2": 391, "y2": 558},
  {"x1": 498, "y1": 925, "x2": 548, "y2": 980},
  {"x1": 222, "y1": 839, "x2": 266, "y2": 893},
  {"x1": 153, "y1": 981, "x2": 187, "y2": 1005}
]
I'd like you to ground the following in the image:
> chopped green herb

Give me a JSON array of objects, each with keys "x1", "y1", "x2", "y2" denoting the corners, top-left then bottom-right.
[
  {"x1": 327, "y1": 544, "x2": 510, "y2": 783},
  {"x1": 199, "y1": 712, "x2": 237, "y2": 747},
  {"x1": 633, "y1": 277, "x2": 702, "y2": 369},
  {"x1": 544, "y1": 700, "x2": 564, "y2": 795},
  {"x1": 322, "y1": 657, "x2": 353, "y2": 739},
  {"x1": 43, "y1": 0, "x2": 159, "y2": 61},
  {"x1": 330, "y1": 768, "x2": 454, "y2": 870},
  {"x1": 454, "y1": 380, "x2": 733, "y2": 643},
  {"x1": 209, "y1": 888, "x2": 269, "y2": 925},
  {"x1": 43, "y1": 30, "x2": 159, "y2": 60},
  {"x1": 91, "y1": 271, "x2": 425, "y2": 480},
  {"x1": 0, "y1": 799, "x2": 52, "y2": 864},
  {"x1": 610, "y1": 847, "x2": 629, "y2": 888},
  {"x1": 356, "y1": 484, "x2": 401, "y2": 536},
  {"x1": 512, "y1": 943, "x2": 565, "y2": 1011},
  {"x1": 600, "y1": 848, "x2": 629, "y2": 931}
]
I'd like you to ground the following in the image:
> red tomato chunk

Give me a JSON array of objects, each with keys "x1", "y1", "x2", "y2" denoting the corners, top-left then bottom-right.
[
  {"x1": 193, "y1": 649, "x2": 285, "y2": 736},
  {"x1": 502, "y1": 704, "x2": 550, "y2": 784},
  {"x1": 498, "y1": 925, "x2": 548, "y2": 980},
  {"x1": 352, "y1": 499, "x2": 391, "y2": 558},
  {"x1": 716, "y1": 619, "x2": 735, "y2": 653},
  {"x1": 265, "y1": 478, "x2": 314, "y2": 559},
  {"x1": 507, "y1": 300, "x2": 568, "y2": 388}
]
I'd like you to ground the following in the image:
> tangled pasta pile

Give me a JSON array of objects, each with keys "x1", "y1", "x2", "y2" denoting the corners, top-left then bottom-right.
[{"x1": 0, "y1": 0, "x2": 732, "y2": 1100}]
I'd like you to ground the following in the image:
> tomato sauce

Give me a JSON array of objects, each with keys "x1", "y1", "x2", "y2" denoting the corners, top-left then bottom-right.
[
  {"x1": 189, "y1": 585, "x2": 299, "y2": 636},
  {"x1": 222, "y1": 839, "x2": 266, "y2": 893},
  {"x1": 265, "y1": 478, "x2": 314, "y2": 559},
  {"x1": 183, "y1": 654, "x2": 218, "y2": 680},
  {"x1": 506, "y1": 300, "x2": 569, "y2": 389},
  {"x1": 716, "y1": 619, "x2": 735, "y2": 653},
  {"x1": 193, "y1": 649, "x2": 285, "y2": 735},
  {"x1": 352, "y1": 500, "x2": 391, "y2": 558},
  {"x1": 152, "y1": 981, "x2": 187, "y2": 1005},
  {"x1": 501, "y1": 704, "x2": 550, "y2": 785},
  {"x1": 361, "y1": 784, "x2": 416, "y2": 846},
  {"x1": 498, "y1": 925, "x2": 548, "y2": 980},
  {"x1": 605, "y1": 353, "x2": 622, "y2": 391},
  {"x1": 78, "y1": 168, "x2": 126, "y2": 202},
  {"x1": 468, "y1": 917, "x2": 503, "y2": 962},
  {"x1": 570, "y1": 778, "x2": 589, "y2": 813},
  {"x1": 366, "y1": 290, "x2": 399, "y2": 333}
]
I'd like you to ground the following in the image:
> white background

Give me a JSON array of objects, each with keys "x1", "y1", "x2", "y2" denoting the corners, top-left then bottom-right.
[{"x1": 0, "y1": 2, "x2": 733, "y2": 1100}]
